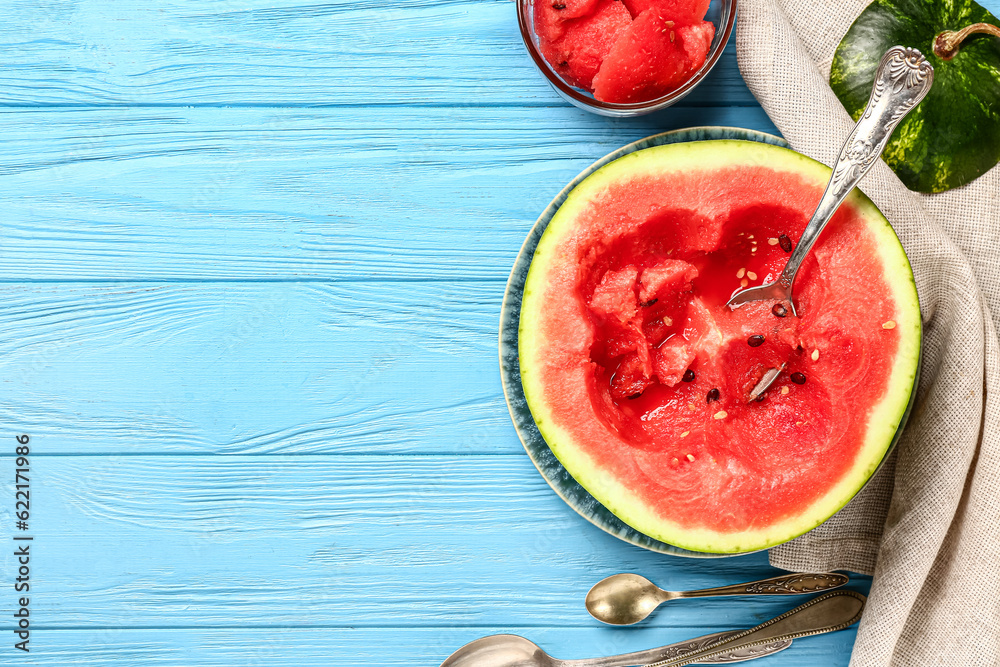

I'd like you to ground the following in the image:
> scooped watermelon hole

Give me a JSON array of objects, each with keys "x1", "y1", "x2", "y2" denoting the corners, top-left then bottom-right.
[{"x1": 574, "y1": 194, "x2": 899, "y2": 522}]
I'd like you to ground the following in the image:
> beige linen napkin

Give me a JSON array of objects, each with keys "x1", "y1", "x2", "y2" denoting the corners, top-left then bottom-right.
[{"x1": 736, "y1": 1, "x2": 1000, "y2": 664}]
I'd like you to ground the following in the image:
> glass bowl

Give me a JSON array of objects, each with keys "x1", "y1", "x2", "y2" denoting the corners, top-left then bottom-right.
[{"x1": 516, "y1": 0, "x2": 737, "y2": 117}]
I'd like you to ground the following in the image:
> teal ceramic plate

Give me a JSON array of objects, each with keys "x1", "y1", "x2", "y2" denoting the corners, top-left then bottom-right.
[{"x1": 498, "y1": 127, "x2": 789, "y2": 557}]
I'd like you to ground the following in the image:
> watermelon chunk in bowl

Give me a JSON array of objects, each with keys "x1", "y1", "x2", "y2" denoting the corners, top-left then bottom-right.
[
  {"x1": 516, "y1": 0, "x2": 735, "y2": 116},
  {"x1": 500, "y1": 127, "x2": 920, "y2": 556},
  {"x1": 592, "y1": 13, "x2": 716, "y2": 104}
]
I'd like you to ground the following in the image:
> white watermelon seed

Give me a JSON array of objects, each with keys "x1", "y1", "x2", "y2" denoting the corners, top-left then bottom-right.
[
  {"x1": 883, "y1": 320, "x2": 896, "y2": 329},
  {"x1": 747, "y1": 271, "x2": 757, "y2": 280},
  {"x1": 781, "y1": 386, "x2": 790, "y2": 395},
  {"x1": 680, "y1": 431, "x2": 689, "y2": 438},
  {"x1": 713, "y1": 410, "x2": 727, "y2": 420},
  {"x1": 686, "y1": 454, "x2": 695, "y2": 462},
  {"x1": 737, "y1": 267, "x2": 746, "y2": 279},
  {"x1": 768, "y1": 237, "x2": 779, "y2": 245},
  {"x1": 811, "y1": 349, "x2": 820, "y2": 361}
]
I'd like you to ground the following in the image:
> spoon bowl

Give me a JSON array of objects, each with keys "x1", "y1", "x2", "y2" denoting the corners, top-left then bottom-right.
[
  {"x1": 586, "y1": 573, "x2": 668, "y2": 627},
  {"x1": 439, "y1": 630, "x2": 790, "y2": 667},
  {"x1": 440, "y1": 634, "x2": 550, "y2": 667}
]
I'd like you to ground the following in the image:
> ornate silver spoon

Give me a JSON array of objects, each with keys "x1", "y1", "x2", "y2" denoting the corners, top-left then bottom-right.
[
  {"x1": 644, "y1": 591, "x2": 866, "y2": 667},
  {"x1": 585, "y1": 572, "x2": 848, "y2": 626},
  {"x1": 727, "y1": 45, "x2": 933, "y2": 315}
]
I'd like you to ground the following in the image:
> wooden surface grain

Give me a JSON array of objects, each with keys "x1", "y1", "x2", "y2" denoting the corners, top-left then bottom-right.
[
  {"x1": 0, "y1": 107, "x2": 774, "y2": 281},
  {"x1": 11, "y1": 0, "x2": 988, "y2": 662},
  {"x1": 0, "y1": 0, "x2": 756, "y2": 107},
  {"x1": 15, "y1": 455, "x2": 856, "y2": 628}
]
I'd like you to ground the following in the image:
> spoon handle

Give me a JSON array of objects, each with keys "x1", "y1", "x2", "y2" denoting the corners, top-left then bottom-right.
[
  {"x1": 775, "y1": 46, "x2": 933, "y2": 296},
  {"x1": 559, "y1": 630, "x2": 791, "y2": 667},
  {"x1": 644, "y1": 590, "x2": 866, "y2": 667},
  {"x1": 674, "y1": 572, "x2": 848, "y2": 599}
]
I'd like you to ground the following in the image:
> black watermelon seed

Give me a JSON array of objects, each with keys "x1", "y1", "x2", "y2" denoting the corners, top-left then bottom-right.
[
  {"x1": 552, "y1": 2, "x2": 566, "y2": 8},
  {"x1": 682, "y1": 369, "x2": 696, "y2": 383},
  {"x1": 640, "y1": 298, "x2": 658, "y2": 307},
  {"x1": 747, "y1": 335, "x2": 765, "y2": 347},
  {"x1": 706, "y1": 388, "x2": 720, "y2": 402},
  {"x1": 778, "y1": 234, "x2": 793, "y2": 253},
  {"x1": 627, "y1": 392, "x2": 643, "y2": 399},
  {"x1": 755, "y1": 394, "x2": 766, "y2": 402},
  {"x1": 772, "y1": 303, "x2": 788, "y2": 318},
  {"x1": 791, "y1": 372, "x2": 807, "y2": 385}
]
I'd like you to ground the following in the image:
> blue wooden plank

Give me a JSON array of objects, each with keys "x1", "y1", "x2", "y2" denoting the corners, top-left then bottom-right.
[
  {"x1": 4, "y1": 627, "x2": 861, "y2": 666},
  {"x1": 0, "y1": 0, "x2": 756, "y2": 108},
  {"x1": 0, "y1": 282, "x2": 514, "y2": 454},
  {"x1": 0, "y1": 453, "x2": 870, "y2": 630},
  {"x1": 0, "y1": 107, "x2": 777, "y2": 282}
]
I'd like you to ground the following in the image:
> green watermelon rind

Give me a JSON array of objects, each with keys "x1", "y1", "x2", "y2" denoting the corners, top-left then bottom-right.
[{"x1": 518, "y1": 139, "x2": 921, "y2": 554}]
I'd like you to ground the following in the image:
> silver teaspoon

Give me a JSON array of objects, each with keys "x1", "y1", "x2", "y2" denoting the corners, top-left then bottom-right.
[
  {"x1": 586, "y1": 572, "x2": 848, "y2": 626},
  {"x1": 727, "y1": 45, "x2": 933, "y2": 315},
  {"x1": 439, "y1": 630, "x2": 791, "y2": 667}
]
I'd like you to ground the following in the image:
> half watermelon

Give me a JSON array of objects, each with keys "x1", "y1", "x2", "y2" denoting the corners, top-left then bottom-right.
[{"x1": 517, "y1": 139, "x2": 920, "y2": 554}]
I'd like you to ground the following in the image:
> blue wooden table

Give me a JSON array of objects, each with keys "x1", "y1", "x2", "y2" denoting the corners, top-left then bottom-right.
[{"x1": 0, "y1": 0, "x2": 932, "y2": 663}]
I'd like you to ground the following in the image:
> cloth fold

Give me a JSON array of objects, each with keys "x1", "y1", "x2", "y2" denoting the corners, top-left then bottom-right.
[{"x1": 735, "y1": 2, "x2": 1000, "y2": 665}]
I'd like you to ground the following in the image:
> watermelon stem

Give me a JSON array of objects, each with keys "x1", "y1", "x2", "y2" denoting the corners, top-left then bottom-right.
[{"x1": 933, "y1": 22, "x2": 1000, "y2": 60}]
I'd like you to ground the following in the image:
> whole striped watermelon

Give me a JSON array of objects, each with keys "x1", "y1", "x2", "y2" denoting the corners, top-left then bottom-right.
[{"x1": 831, "y1": 0, "x2": 1000, "y2": 193}]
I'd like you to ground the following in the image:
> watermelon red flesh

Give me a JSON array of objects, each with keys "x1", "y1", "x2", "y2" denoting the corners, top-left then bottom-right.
[
  {"x1": 622, "y1": 0, "x2": 711, "y2": 23},
  {"x1": 548, "y1": 0, "x2": 602, "y2": 18},
  {"x1": 533, "y1": 0, "x2": 604, "y2": 41},
  {"x1": 519, "y1": 141, "x2": 921, "y2": 552},
  {"x1": 592, "y1": 14, "x2": 714, "y2": 103},
  {"x1": 537, "y1": 0, "x2": 632, "y2": 90},
  {"x1": 587, "y1": 224, "x2": 891, "y2": 532}
]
